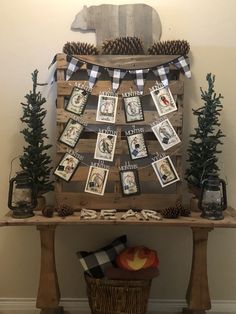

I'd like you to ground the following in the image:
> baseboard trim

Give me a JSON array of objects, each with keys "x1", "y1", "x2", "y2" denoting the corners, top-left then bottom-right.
[{"x1": 0, "y1": 297, "x2": 236, "y2": 313}]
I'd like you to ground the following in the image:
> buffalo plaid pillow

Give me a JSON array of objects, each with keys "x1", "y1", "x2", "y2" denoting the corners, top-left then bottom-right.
[{"x1": 77, "y1": 235, "x2": 127, "y2": 278}]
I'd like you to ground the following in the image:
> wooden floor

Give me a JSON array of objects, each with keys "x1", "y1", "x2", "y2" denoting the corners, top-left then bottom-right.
[{"x1": 0, "y1": 311, "x2": 233, "y2": 314}]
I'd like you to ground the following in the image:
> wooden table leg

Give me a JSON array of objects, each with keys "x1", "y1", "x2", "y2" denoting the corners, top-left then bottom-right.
[
  {"x1": 183, "y1": 227, "x2": 213, "y2": 314},
  {"x1": 36, "y1": 225, "x2": 64, "y2": 314}
]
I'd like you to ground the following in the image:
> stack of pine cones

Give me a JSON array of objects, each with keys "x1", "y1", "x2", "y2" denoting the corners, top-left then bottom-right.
[
  {"x1": 63, "y1": 42, "x2": 99, "y2": 55},
  {"x1": 148, "y1": 40, "x2": 190, "y2": 55},
  {"x1": 101, "y1": 36, "x2": 144, "y2": 55}
]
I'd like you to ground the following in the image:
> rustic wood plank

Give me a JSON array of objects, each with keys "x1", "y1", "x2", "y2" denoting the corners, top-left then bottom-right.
[
  {"x1": 57, "y1": 79, "x2": 184, "y2": 96},
  {"x1": 56, "y1": 109, "x2": 183, "y2": 127},
  {"x1": 56, "y1": 53, "x2": 181, "y2": 70},
  {"x1": 55, "y1": 192, "x2": 179, "y2": 210}
]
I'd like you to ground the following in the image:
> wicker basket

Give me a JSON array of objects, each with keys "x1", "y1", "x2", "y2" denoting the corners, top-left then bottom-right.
[{"x1": 85, "y1": 274, "x2": 152, "y2": 314}]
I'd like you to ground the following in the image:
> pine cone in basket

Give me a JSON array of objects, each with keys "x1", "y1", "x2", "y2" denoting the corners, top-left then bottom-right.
[
  {"x1": 101, "y1": 36, "x2": 145, "y2": 55},
  {"x1": 63, "y1": 41, "x2": 99, "y2": 55},
  {"x1": 56, "y1": 204, "x2": 74, "y2": 217},
  {"x1": 42, "y1": 205, "x2": 54, "y2": 218},
  {"x1": 161, "y1": 207, "x2": 180, "y2": 219},
  {"x1": 147, "y1": 40, "x2": 190, "y2": 56}
]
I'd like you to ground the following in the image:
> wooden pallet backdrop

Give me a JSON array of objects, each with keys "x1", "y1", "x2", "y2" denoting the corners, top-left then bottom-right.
[{"x1": 55, "y1": 53, "x2": 185, "y2": 210}]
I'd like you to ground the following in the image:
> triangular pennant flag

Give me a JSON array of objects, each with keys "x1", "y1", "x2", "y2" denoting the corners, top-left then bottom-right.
[
  {"x1": 152, "y1": 65, "x2": 170, "y2": 87},
  {"x1": 66, "y1": 56, "x2": 83, "y2": 80},
  {"x1": 86, "y1": 64, "x2": 102, "y2": 88},
  {"x1": 107, "y1": 68, "x2": 127, "y2": 92},
  {"x1": 173, "y1": 56, "x2": 191, "y2": 78},
  {"x1": 48, "y1": 54, "x2": 57, "y2": 69},
  {"x1": 129, "y1": 69, "x2": 149, "y2": 93}
]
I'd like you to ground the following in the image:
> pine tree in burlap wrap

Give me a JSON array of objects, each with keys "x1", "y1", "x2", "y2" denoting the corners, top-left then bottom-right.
[
  {"x1": 148, "y1": 40, "x2": 190, "y2": 55},
  {"x1": 63, "y1": 42, "x2": 99, "y2": 55},
  {"x1": 102, "y1": 36, "x2": 144, "y2": 55}
]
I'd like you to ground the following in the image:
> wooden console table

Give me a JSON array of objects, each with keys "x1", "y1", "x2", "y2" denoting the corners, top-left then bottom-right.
[{"x1": 1, "y1": 208, "x2": 236, "y2": 314}]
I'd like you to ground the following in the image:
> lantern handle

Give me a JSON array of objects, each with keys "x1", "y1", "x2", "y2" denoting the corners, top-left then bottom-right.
[
  {"x1": 198, "y1": 179, "x2": 207, "y2": 211},
  {"x1": 8, "y1": 177, "x2": 17, "y2": 210},
  {"x1": 220, "y1": 179, "x2": 227, "y2": 210}
]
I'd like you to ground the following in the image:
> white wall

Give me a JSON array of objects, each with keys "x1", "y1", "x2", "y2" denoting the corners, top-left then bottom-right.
[{"x1": 1, "y1": 0, "x2": 236, "y2": 303}]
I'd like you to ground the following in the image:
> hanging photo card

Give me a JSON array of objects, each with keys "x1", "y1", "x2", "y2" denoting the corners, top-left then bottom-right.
[
  {"x1": 94, "y1": 132, "x2": 117, "y2": 162},
  {"x1": 126, "y1": 132, "x2": 148, "y2": 160},
  {"x1": 119, "y1": 169, "x2": 141, "y2": 197},
  {"x1": 65, "y1": 86, "x2": 90, "y2": 116},
  {"x1": 152, "y1": 118, "x2": 181, "y2": 151},
  {"x1": 122, "y1": 95, "x2": 144, "y2": 123},
  {"x1": 96, "y1": 94, "x2": 118, "y2": 123},
  {"x1": 59, "y1": 118, "x2": 84, "y2": 148},
  {"x1": 150, "y1": 83, "x2": 177, "y2": 117},
  {"x1": 54, "y1": 152, "x2": 80, "y2": 182},
  {"x1": 84, "y1": 165, "x2": 109, "y2": 196},
  {"x1": 152, "y1": 156, "x2": 179, "y2": 187}
]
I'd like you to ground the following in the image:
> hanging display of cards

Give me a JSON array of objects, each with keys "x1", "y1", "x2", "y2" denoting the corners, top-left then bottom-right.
[
  {"x1": 151, "y1": 118, "x2": 181, "y2": 151},
  {"x1": 122, "y1": 90, "x2": 144, "y2": 123},
  {"x1": 84, "y1": 162, "x2": 109, "y2": 196},
  {"x1": 126, "y1": 127, "x2": 148, "y2": 160},
  {"x1": 119, "y1": 163, "x2": 140, "y2": 196},
  {"x1": 65, "y1": 83, "x2": 91, "y2": 116},
  {"x1": 150, "y1": 82, "x2": 177, "y2": 117},
  {"x1": 58, "y1": 118, "x2": 85, "y2": 148},
  {"x1": 151, "y1": 155, "x2": 179, "y2": 187},
  {"x1": 96, "y1": 91, "x2": 118, "y2": 124},
  {"x1": 54, "y1": 152, "x2": 81, "y2": 182},
  {"x1": 94, "y1": 128, "x2": 117, "y2": 162}
]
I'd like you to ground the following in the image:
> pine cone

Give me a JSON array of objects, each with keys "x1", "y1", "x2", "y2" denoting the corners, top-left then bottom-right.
[
  {"x1": 175, "y1": 200, "x2": 191, "y2": 217},
  {"x1": 102, "y1": 36, "x2": 144, "y2": 55},
  {"x1": 148, "y1": 40, "x2": 190, "y2": 56},
  {"x1": 161, "y1": 207, "x2": 180, "y2": 219},
  {"x1": 57, "y1": 204, "x2": 74, "y2": 217},
  {"x1": 42, "y1": 205, "x2": 54, "y2": 218},
  {"x1": 63, "y1": 42, "x2": 99, "y2": 55}
]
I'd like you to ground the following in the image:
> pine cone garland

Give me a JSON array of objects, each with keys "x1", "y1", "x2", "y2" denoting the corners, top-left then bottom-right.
[
  {"x1": 148, "y1": 40, "x2": 190, "y2": 56},
  {"x1": 161, "y1": 207, "x2": 180, "y2": 219},
  {"x1": 102, "y1": 36, "x2": 144, "y2": 55},
  {"x1": 42, "y1": 205, "x2": 54, "y2": 218},
  {"x1": 57, "y1": 204, "x2": 74, "y2": 217},
  {"x1": 63, "y1": 42, "x2": 99, "y2": 55}
]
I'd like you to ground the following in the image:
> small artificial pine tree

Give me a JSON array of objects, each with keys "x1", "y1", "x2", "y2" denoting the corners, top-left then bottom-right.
[
  {"x1": 20, "y1": 70, "x2": 54, "y2": 196},
  {"x1": 185, "y1": 73, "x2": 225, "y2": 189}
]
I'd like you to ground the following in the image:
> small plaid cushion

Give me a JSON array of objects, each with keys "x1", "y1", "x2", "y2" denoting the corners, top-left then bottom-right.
[{"x1": 77, "y1": 235, "x2": 127, "y2": 278}]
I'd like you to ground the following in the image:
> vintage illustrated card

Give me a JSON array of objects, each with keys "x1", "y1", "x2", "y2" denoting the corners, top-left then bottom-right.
[
  {"x1": 119, "y1": 169, "x2": 140, "y2": 196},
  {"x1": 54, "y1": 152, "x2": 80, "y2": 182},
  {"x1": 152, "y1": 156, "x2": 179, "y2": 187},
  {"x1": 65, "y1": 86, "x2": 90, "y2": 116},
  {"x1": 150, "y1": 83, "x2": 177, "y2": 116},
  {"x1": 96, "y1": 94, "x2": 118, "y2": 123},
  {"x1": 84, "y1": 166, "x2": 109, "y2": 196},
  {"x1": 59, "y1": 118, "x2": 84, "y2": 148},
  {"x1": 126, "y1": 132, "x2": 148, "y2": 160},
  {"x1": 123, "y1": 95, "x2": 144, "y2": 123},
  {"x1": 152, "y1": 118, "x2": 181, "y2": 151},
  {"x1": 94, "y1": 132, "x2": 117, "y2": 162}
]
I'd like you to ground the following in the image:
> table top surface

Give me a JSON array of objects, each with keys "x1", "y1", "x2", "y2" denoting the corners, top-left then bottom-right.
[{"x1": 1, "y1": 208, "x2": 236, "y2": 228}]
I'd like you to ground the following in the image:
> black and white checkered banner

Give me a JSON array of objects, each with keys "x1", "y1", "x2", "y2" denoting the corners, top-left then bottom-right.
[
  {"x1": 129, "y1": 69, "x2": 150, "y2": 93},
  {"x1": 87, "y1": 64, "x2": 102, "y2": 88},
  {"x1": 172, "y1": 56, "x2": 191, "y2": 78},
  {"x1": 152, "y1": 65, "x2": 170, "y2": 87},
  {"x1": 66, "y1": 56, "x2": 83, "y2": 81},
  {"x1": 107, "y1": 68, "x2": 127, "y2": 92}
]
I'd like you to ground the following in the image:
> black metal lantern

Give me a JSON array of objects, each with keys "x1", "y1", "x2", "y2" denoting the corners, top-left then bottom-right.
[
  {"x1": 198, "y1": 174, "x2": 227, "y2": 220},
  {"x1": 8, "y1": 171, "x2": 37, "y2": 218}
]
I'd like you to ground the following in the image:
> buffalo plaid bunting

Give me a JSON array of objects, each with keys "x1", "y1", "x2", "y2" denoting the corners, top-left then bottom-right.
[
  {"x1": 66, "y1": 56, "x2": 83, "y2": 80},
  {"x1": 152, "y1": 65, "x2": 170, "y2": 87},
  {"x1": 173, "y1": 56, "x2": 191, "y2": 78},
  {"x1": 87, "y1": 64, "x2": 102, "y2": 88},
  {"x1": 107, "y1": 68, "x2": 127, "y2": 92},
  {"x1": 129, "y1": 69, "x2": 149, "y2": 93}
]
